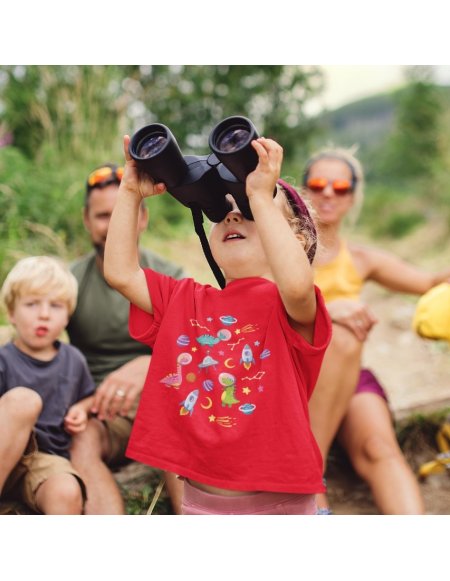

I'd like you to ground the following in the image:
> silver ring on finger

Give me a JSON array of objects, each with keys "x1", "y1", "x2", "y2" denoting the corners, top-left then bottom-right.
[{"x1": 115, "y1": 389, "x2": 126, "y2": 398}]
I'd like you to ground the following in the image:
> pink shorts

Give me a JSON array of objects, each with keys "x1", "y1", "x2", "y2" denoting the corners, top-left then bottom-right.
[
  {"x1": 355, "y1": 368, "x2": 388, "y2": 401},
  {"x1": 181, "y1": 480, "x2": 318, "y2": 515}
]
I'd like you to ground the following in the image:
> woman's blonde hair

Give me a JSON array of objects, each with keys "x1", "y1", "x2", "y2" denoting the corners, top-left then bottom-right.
[
  {"x1": 302, "y1": 145, "x2": 365, "y2": 224},
  {"x1": 1, "y1": 256, "x2": 78, "y2": 315}
]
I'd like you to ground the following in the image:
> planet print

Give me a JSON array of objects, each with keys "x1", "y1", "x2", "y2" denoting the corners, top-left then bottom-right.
[
  {"x1": 202, "y1": 380, "x2": 214, "y2": 392},
  {"x1": 177, "y1": 334, "x2": 190, "y2": 347},
  {"x1": 219, "y1": 315, "x2": 237, "y2": 326},
  {"x1": 239, "y1": 403, "x2": 256, "y2": 415}
]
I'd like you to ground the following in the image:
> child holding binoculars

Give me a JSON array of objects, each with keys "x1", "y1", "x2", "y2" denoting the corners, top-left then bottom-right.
[{"x1": 104, "y1": 133, "x2": 331, "y2": 515}]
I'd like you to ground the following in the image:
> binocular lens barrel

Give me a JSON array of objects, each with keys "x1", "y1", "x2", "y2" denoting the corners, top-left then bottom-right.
[
  {"x1": 216, "y1": 127, "x2": 251, "y2": 153},
  {"x1": 129, "y1": 123, "x2": 188, "y2": 188},
  {"x1": 136, "y1": 133, "x2": 168, "y2": 159},
  {"x1": 209, "y1": 116, "x2": 259, "y2": 183}
]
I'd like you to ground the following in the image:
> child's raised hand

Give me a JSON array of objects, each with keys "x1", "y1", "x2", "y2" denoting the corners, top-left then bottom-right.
[
  {"x1": 64, "y1": 405, "x2": 88, "y2": 435},
  {"x1": 245, "y1": 137, "x2": 283, "y2": 202},
  {"x1": 121, "y1": 135, "x2": 166, "y2": 199}
]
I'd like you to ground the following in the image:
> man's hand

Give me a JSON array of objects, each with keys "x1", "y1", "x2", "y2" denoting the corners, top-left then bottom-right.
[{"x1": 90, "y1": 355, "x2": 151, "y2": 420}]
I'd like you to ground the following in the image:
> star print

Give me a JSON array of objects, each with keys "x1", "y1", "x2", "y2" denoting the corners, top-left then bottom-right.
[
  {"x1": 219, "y1": 350, "x2": 225, "y2": 356},
  {"x1": 234, "y1": 329, "x2": 241, "y2": 335},
  {"x1": 242, "y1": 387, "x2": 251, "y2": 395},
  {"x1": 209, "y1": 415, "x2": 216, "y2": 422},
  {"x1": 254, "y1": 340, "x2": 260, "y2": 346},
  {"x1": 191, "y1": 346, "x2": 197, "y2": 352},
  {"x1": 258, "y1": 385, "x2": 264, "y2": 392},
  {"x1": 206, "y1": 317, "x2": 213, "y2": 322}
]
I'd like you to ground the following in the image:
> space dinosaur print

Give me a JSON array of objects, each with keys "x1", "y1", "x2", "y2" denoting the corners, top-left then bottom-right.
[{"x1": 159, "y1": 313, "x2": 272, "y2": 429}]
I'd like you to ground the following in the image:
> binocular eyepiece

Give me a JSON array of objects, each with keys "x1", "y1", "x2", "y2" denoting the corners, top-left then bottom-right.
[{"x1": 129, "y1": 116, "x2": 260, "y2": 223}]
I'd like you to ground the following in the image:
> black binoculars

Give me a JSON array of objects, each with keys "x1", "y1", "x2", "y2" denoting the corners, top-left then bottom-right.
[{"x1": 129, "y1": 116, "x2": 261, "y2": 222}]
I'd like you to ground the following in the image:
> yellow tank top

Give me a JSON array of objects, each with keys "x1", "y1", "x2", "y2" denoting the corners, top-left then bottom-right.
[{"x1": 314, "y1": 241, "x2": 363, "y2": 303}]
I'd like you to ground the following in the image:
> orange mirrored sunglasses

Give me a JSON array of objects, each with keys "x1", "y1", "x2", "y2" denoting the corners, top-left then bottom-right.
[
  {"x1": 306, "y1": 176, "x2": 353, "y2": 196},
  {"x1": 87, "y1": 166, "x2": 124, "y2": 188}
]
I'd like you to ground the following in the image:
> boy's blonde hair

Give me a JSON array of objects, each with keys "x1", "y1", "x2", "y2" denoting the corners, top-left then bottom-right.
[{"x1": 1, "y1": 256, "x2": 78, "y2": 315}]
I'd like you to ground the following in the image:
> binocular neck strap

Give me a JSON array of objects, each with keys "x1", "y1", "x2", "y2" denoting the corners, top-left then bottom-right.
[{"x1": 191, "y1": 206, "x2": 226, "y2": 290}]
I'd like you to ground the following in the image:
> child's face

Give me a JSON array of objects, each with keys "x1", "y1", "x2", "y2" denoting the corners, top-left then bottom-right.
[
  {"x1": 8, "y1": 291, "x2": 70, "y2": 359},
  {"x1": 304, "y1": 158, "x2": 355, "y2": 226},
  {"x1": 209, "y1": 192, "x2": 291, "y2": 281}
]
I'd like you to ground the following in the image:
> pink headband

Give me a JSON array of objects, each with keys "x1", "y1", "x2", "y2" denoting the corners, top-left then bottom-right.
[{"x1": 277, "y1": 178, "x2": 317, "y2": 263}]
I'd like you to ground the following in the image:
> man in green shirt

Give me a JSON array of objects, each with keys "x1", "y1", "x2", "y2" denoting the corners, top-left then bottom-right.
[{"x1": 68, "y1": 163, "x2": 186, "y2": 514}]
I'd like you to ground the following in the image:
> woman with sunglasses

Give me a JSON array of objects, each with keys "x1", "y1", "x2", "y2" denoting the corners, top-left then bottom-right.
[{"x1": 302, "y1": 147, "x2": 450, "y2": 514}]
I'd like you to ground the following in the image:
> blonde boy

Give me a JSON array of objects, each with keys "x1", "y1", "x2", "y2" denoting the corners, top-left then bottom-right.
[{"x1": 0, "y1": 256, "x2": 95, "y2": 514}]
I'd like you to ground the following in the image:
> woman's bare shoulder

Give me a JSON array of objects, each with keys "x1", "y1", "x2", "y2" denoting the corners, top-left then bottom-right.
[{"x1": 347, "y1": 242, "x2": 380, "y2": 278}]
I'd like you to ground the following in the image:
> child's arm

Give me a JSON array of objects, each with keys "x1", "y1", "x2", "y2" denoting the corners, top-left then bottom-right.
[
  {"x1": 104, "y1": 135, "x2": 166, "y2": 314},
  {"x1": 247, "y1": 138, "x2": 317, "y2": 335},
  {"x1": 64, "y1": 396, "x2": 95, "y2": 435}
]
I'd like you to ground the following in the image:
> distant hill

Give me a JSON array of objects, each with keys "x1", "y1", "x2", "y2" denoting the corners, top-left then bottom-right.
[{"x1": 311, "y1": 85, "x2": 450, "y2": 164}]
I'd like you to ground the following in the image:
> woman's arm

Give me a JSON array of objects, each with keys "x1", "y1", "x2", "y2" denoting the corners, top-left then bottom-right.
[
  {"x1": 104, "y1": 135, "x2": 166, "y2": 313},
  {"x1": 351, "y1": 244, "x2": 450, "y2": 295}
]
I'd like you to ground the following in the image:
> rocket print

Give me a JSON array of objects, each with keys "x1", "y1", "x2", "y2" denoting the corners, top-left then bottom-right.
[{"x1": 239, "y1": 344, "x2": 255, "y2": 370}]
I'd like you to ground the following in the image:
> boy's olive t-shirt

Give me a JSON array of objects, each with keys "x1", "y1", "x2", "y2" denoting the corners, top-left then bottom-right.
[{"x1": 67, "y1": 250, "x2": 185, "y2": 386}]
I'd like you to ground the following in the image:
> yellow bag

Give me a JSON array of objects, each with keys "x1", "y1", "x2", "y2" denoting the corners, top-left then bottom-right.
[{"x1": 412, "y1": 282, "x2": 450, "y2": 341}]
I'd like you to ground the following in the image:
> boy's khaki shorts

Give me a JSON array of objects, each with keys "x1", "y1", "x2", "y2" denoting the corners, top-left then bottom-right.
[{"x1": 2, "y1": 435, "x2": 87, "y2": 513}]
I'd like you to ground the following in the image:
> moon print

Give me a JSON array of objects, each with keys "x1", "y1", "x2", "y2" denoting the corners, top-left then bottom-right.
[
  {"x1": 201, "y1": 396, "x2": 213, "y2": 410},
  {"x1": 224, "y1": 358, "x2": 235, "y2": 369}
]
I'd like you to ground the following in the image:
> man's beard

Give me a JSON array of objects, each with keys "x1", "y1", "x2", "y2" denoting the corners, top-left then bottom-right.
[{"x1": 93, "y1": 242, "x2": 105, "y2": 260}]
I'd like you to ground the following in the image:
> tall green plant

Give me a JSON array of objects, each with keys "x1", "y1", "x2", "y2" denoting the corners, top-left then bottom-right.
[
  {"x1": 0, "y1": 65, "x2": 324, "y2": 257},
  {"x1": 0, "y1": 65, "x2": 134, "y2": 165},
  {"x1": 382, "y1": 66, "x2": 443, "y2": 179}
]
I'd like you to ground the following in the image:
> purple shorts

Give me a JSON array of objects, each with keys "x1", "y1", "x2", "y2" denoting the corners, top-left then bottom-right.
[
  {"x1": 182, "y1": 480, "x2": 318, "y2": 515},
  {"x1": 355, "y1": 368, "x2": 388, "y2": 401}
]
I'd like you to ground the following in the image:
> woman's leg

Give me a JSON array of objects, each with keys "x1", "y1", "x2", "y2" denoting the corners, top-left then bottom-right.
[
  {"x1": 309, "y1": 324, "x2": 363, "y2": 464},
  {"x1": 338, "y1": 392, "x2": 425, "y2": 514},
  {"x1": 309, "y1": 325, "x2": 363, "y2": 511}
]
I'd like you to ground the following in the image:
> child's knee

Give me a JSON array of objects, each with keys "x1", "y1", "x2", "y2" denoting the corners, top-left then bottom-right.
[
  {"x1": 2, "y1": 387, "x2": 43, "y2": 422},
  {"x1": 37, "y1": 473, "x2": 84, "y2": 514}
]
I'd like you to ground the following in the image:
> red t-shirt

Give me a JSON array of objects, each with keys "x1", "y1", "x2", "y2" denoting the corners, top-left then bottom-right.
[{"x1": 127, "y1": 271, "x2": 332, "y2": 494}]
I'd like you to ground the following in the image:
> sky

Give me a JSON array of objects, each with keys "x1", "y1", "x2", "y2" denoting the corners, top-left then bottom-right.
[{"x1": 310, "y1": 65, "x2": 450, "y2": 114}]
